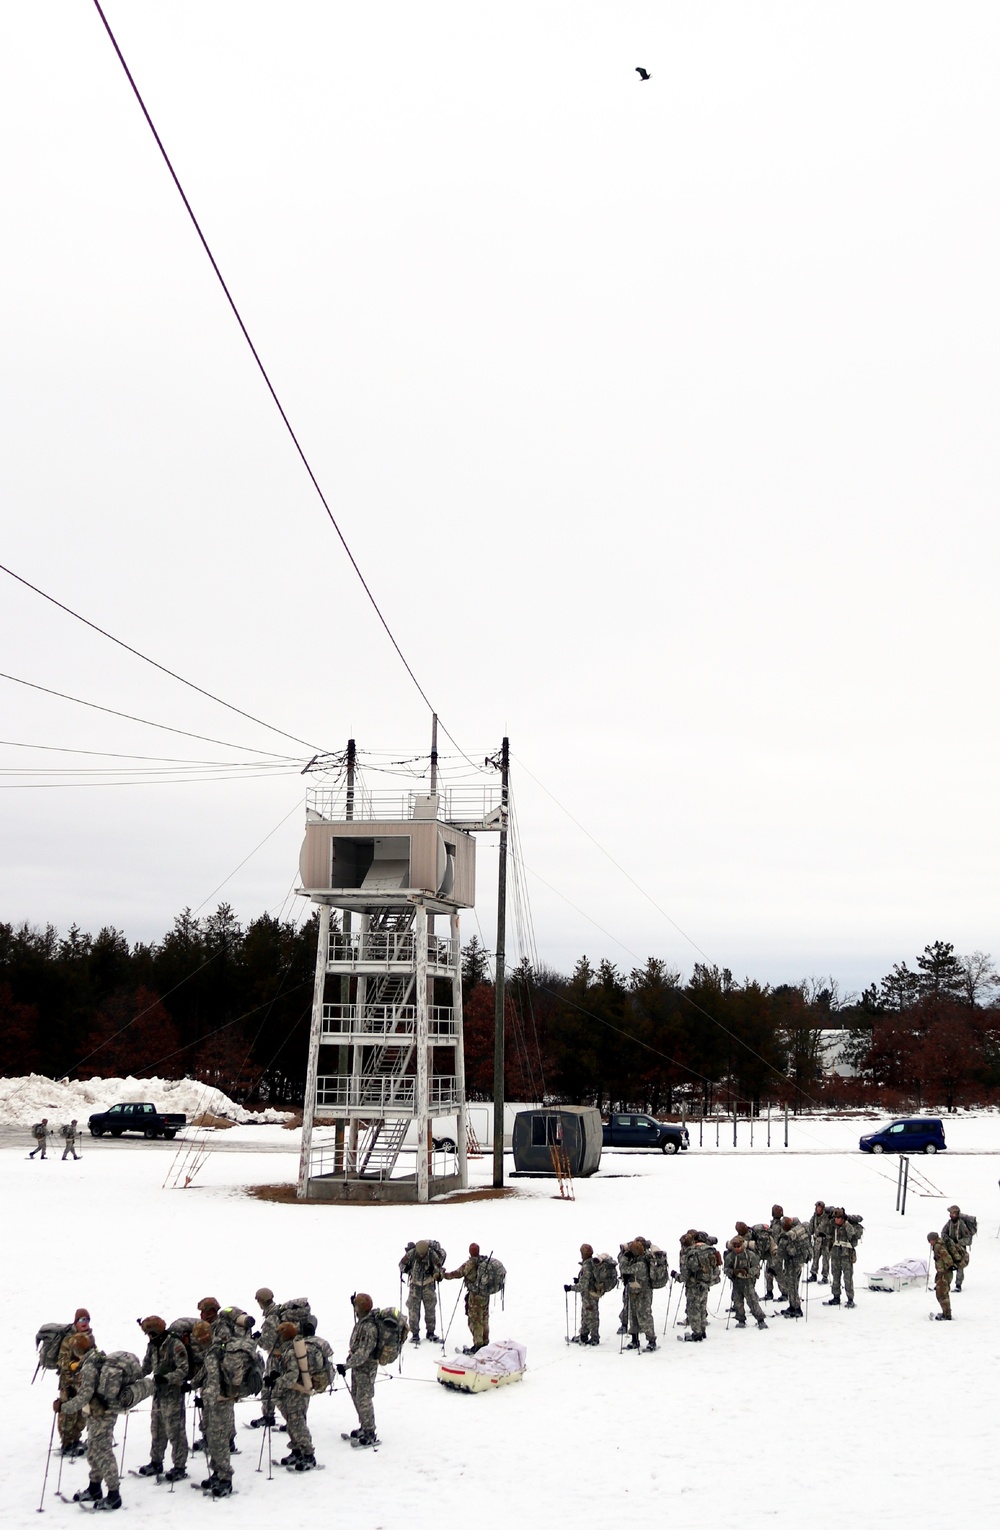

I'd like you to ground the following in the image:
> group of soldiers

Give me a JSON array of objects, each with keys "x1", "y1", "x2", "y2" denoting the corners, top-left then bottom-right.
[
  {"x1": 571, "y1": 1201, "x2": 869, "y2": 1348},
  {"x1": 45, "y1": 1239, "x2": 502, "y2": 1511},
  {"x1": 28, "y1": 1119, "x2": 82, "y2": 1160}
]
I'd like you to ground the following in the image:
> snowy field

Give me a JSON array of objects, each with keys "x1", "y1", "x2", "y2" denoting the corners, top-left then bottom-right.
[{"x1": 8, "y1": 1116, "x2": 1000, "y2": 1530}]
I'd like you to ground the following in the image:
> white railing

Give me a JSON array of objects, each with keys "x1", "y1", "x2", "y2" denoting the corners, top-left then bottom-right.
[
  {"x1": 315, "y1": 1075, "x2": 460, "y2": 1111},
  {"x1": 321, "y1": 1004, "x2": 457, "y2": 1039},
  {"x1": 326, "y1": 931, "x2": 455, "y2": 969},
  {"x1": 307, "y1": 1142, "x2": 458, "y2": 1182},
  {"x1": 307, "y1": 785, "x2": 501, "y2": 825}
]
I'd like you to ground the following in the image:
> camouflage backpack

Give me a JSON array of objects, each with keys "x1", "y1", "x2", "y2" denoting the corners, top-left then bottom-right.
[
  {"x1": 694, "y1": 1244, "x2": 722, "y2": 1285},
  {"x1": 35, "y1": 1322, "x2": 74, "y2": 1371},
  {"x1": 96, "y1": 1351, "x2": 144, "y2": 1405},
  {"x1": 844, "y1": 1214, "x2": 864, "y2": 1241},
  {"x1": 945, "y1": 1238, "x2": 970, "y2": 1269},
  {"x1": 591, "y1": 1254, "x2": 620, "y2": 1296},
  {"x1": 372, "y1": 1308, "x2": 409, "y2": 1365},
  {"x1": 60, "y1": 1124, "x2": 75, "y2": 1139},
  {"x1": 472, "y1": 1257, "x2": 506, "y2": 1298},
  {"x1": 302, "y1": 1336, "x2": 334, "y2": 1393},
  {"x1": 646, "y1": 1247, "x2": 671, "y2": 1290},
  {"x1": 164, "y1": 1318, "x2": 198, "y2": 1380},
  {"x1": 278, "y1": 1297, "x2": 313, "y2": 1330},
  {"x1": 220, "y1": 1336, "x2": 264, "y2": 1401},
  {"x1": 962, "y1": 1214, "x2": 977, "y2": 1239}
]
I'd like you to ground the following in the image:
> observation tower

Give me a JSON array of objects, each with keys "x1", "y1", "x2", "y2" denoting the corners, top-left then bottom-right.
[{"x1": 296, "y1": 761, "x2": 501, "y2": 1203}]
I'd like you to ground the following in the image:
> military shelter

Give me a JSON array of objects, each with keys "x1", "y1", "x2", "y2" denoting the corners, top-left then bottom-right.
[{"x1": 511, "y1": 1106, "x2": 603, "y2": 1177}]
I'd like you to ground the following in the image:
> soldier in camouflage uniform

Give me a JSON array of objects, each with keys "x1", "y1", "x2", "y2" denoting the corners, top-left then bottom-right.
[
  {"x1": 762, "y1": 1204, "x2": 789, "y2": 1302},
  {"x1": 337, "y1": 1293, "x2": 379, "y2": 1446},
  {"x1": 190, "y1": 1320, "x2": 234, "y2": 1497},
  {"x1": 927, "y1": 1232, "x2": 955, "y2": 1320},
  {"x1": 942, "y1": 1206, "x2": 975, "y2": 1292},
  {"x1": 400, "y1": 1239, "x2": 444, "y2": 1342},
  {"x1": 777, "y1": 1216, "x2": 809, "y2": 1317},
  {"x1": 250, "y1": 1288, "x2": 279, "y2": 1428},
  {"x1": 575, "y1": 1243, "x2": 602, "y2": 1345},
  {"x1": 272, "y1": 1321, "x2": 317, "y2": 1470},
  {"x1": 56, "y1": 1310, "x2": 94, "y2": 1456},
  {"x1": 28, "y1": 1118, "x2": 51, "y2": 1158},
  {"x1": 137, "y1": 1315, "x2": 190, "y2": 1481},
  {"x1": 444, "y1": 1243, "x2": 492, "y2": 1352},
  {"x1": 806, "y1": 1200, "x2": 833, "y2": 1284},
  {"x1": 60, "y1": 1120, "x2": 82, "y2": 1160},
  {"x1": 197, "y1": 1297, "x2": 235, "y2": 1342},
  {"x1": 58, "y1": 1333, "x2": 122, "y2": 1509},
  {"x1": 724, "y1": 1237, "x2": 767, "y2": 1329},
  {"x1": 824, "y1": 1210, "x2": 860, "y2": 1308},
  {"x1": 618, "y1": 1237, "x2": 657, "y2": 1350},
  {"x1": 678, "y1": 1233, "x2": 720, "y2": 1342}
]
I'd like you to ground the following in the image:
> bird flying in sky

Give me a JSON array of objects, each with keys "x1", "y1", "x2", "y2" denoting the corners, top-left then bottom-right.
[{"x1": 636, "y1": 67, "x2": 650, "y2": 81}]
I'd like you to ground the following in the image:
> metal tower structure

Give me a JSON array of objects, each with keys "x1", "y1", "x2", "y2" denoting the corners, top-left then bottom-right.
[{"x1": 296, "y1": 763, "x2": 502, "y2": 1203}]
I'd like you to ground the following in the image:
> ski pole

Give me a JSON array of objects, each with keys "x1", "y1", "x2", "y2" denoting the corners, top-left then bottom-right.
[
  {"x1": 37, "y1": 1409, "x2": 57, "y2": 1513},
  {"x1": 55, "y1": 1429, "x2": 66, "y2": 1498},
  {"x1": 442, "y1": 1286, "x2": 464, "y2": 1352},
  {"x1": 118, "y1": 1410, "x2": 130, "y2": 1478},
  {"x1": 267, "y1": 1420, "x2": 273, "y2": 1482},
  {"x1": 619, "y1": 1288, "x2": 628, "y2": 1354},
  {"x1": 564, "y1": 1286, "x2": 570, "y2": 1344},
  {"x1": 661, "y1": 1280, "x2": 674, "y2": 1336},
  {"x1": 725, "y1": 1281, "x2": 733, "y2": 1331}
]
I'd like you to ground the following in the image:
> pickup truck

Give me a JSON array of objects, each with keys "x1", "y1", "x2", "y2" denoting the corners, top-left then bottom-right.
[
  {"x1": 88, "y1": 1102, "x2": 186, "y2": 1140},
  {"x1": 602, "y1": 1113, "x2": 689, "y2": 1154}
]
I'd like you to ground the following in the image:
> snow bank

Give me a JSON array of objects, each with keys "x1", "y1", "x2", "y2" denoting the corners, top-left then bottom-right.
[{"x1": 0, "y1": 1073, "x2": 292, "y2": 1127}]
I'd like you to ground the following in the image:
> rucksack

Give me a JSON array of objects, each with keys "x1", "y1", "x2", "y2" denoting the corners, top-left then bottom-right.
[
  {"x1": 164, "y1": 1318, "x2": 197, "y2": 1380},
  {"x1": 35, "y1": 1322, "x2": 74, "y2": 1371},
  {"x1": 31, "y1": 1123, "x2": 46, "y2": 1139},
  {"x1": 963, "y1": 1214, "x2": 978, "y2": 1239},
  {"x1": 844, "y1": 1215, "x2": 864, "y2": 1241},
  {"x1": 60, "y1": 1124, "x2": 74, "y2": 1139},
  {"x1": 591, "y1": 1254, "x2": 619, "y2": 1296},
  {"x1": 278, "y1": 1297, "x2": 313, "y2": 1330},
  {"x1": 372, "y1": 1308, "x2": 409, "y2": 1366},
  {"x1": 646, "y1": 1247, "x2": 670, "y2": 1290},
  {"x1": 97, "y1": 1351, "x2": 144, "y2": 1404},
  {"x1": 946, "y1": 1238, "x2": 970, "y2": 1269},
  {"x1": 220, "y1": 1336, "x2": 264, "y2": 1401},
  {"x1": 695, "y1": 1245, "x2": 722, "y2": 1285},
  {"x1": 302, "y1": 1336, "x2": 333, "y2": 1393},
  {"x1": 428, "y1": 1239, "x2": 447, "y2": 1270},
  {"x1": 473, "y1": 1257, "x2": 506, "y2": 1298}
]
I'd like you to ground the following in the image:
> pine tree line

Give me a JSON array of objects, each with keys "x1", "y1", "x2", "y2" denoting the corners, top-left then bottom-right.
[{"x1": 2, "y1": 916, "x2": 997, "y2": 1114}]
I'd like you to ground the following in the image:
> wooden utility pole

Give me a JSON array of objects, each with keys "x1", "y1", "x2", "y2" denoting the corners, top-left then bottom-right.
[
  {"x1": 492, "y1": 737, "x2": 509, "y2": 1188},
  {"x1": 430, "y1": 714, "x2": 438, "y2": 795}
]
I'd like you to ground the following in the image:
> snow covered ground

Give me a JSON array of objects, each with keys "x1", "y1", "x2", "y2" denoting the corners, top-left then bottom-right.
[
  {"x1": 0, "y1": 1074, "x2": 292, "y2": 1127},
  {"x1": 7, "y1": 1115, "x2": 1000, "y2": 1530}
]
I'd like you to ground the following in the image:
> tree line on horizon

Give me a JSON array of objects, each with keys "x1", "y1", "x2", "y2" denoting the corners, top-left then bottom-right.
[{"x1": 1, "y1": 911, "x2": 997, "y2": 1114}]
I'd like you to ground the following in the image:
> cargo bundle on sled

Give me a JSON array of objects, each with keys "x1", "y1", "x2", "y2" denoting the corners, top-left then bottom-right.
[{"x1": 437, "y1": 1339, "x2": 526, "y2": 1393}]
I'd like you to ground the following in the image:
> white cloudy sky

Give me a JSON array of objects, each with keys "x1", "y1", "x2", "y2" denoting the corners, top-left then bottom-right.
[{"x1": 2, "y1": 2, "x2": 998, "y2": 994}]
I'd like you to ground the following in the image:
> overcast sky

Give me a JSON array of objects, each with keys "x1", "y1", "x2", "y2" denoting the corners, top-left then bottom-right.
[{"x1": 2, "y1": 2, "x2": 998, "y2": 996}]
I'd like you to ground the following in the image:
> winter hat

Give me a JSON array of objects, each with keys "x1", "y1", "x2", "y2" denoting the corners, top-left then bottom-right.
[
  {"x1": 74, "y1": 1309, "x2": 91, "y2": 1326},
  {"x1": 255, "y1": 1287, "x2": 274, "y2": 1306}
]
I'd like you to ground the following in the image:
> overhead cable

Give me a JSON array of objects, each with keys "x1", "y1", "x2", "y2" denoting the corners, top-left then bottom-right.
[
  {"x1": 89, "y1": 0, "x2": 440, "y2": 723},
  {"x1": 0, "y1": 561, "x2": 328, "y2": 754}
]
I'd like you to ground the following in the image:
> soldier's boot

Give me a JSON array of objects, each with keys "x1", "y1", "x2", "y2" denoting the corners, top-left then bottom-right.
[
  {"x1": 199, "y1": 1476, "x2": 219, "y2": 1491},
  {"x1": 137, "y1": 1462, "x2": 162, "y2": 1477},
  {"x1": 293, "y1": 1454, "x2": 317, "y2": 1472},
  {"x1": 756, "y1": 1319, "x2": 768, "y2": 1329},
  {"x1": 955, "y1": 1279, "x2": 963, "y2": 1292},
  {"x1": 162, "y1": 1468, "x2": 188, "y2": 1483},
  {"x1": 356, "y1": 1431, "x2": 378, "y2": 1448},
  {"x1": 845, "y1": 1299, "x2": 856, "y2": 1308},
  {"x1": 819, "y1": 1277, "x2": 829, "y2": 1285},
  {"x1": 624, "y1": 1336, "x2": 640, "y2": 1350},
  {"x1": 735, "y1": 1319, "x2": 746, "y2": 1327},
  {"x1": 781, "y1": 1308, "x2": 803, "y2": 1318},
  {"x1": 644, "y1": 1338, "x2": 657, "y2": 1352},
  {"x1": 934, "y1": 1313, "x2": 952, "y2": 1321},
  {"x1": 425, "y1": 1332, "x2": 437, "y2": 1342},
  {"x1": 588, "y1": 1337, "x2": 600, "y2": 1346},
  {"x1": 409, "y1": 1334, "x2": 421, "y2": 1344},
  {"x1": 211, "y1": 1481, "x2": 233, "y2": 1499},
  {"x1": 74, "y1": 1482, "x2": 103, "y2": 1503},
  {"x1": 94, "y1": 1490, "x2": 122, "y2": 1512},
  {"x1": 806, "y1": 1273, "x2": 817, "y2": 1283},
  {"x1": 280, "y1": 1450, "x2": 301, "y2": 1467},
  {"x1": 249, "y1": 1413, "x2": 276, "y2": 1429}
]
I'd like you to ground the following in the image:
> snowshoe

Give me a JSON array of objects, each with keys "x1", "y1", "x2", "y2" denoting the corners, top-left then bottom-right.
[
  {"x1": 644, "y1": 1339, "x2": 657, "y2": 1352},
  {"x1": 824, "y1": 1296, "x2": 841, "y2": 1307},
  {"x1": 211, "y1": 1481, "x2": 233, "y2": 1499},
  {"x1": 162, "y1": 1468, "x2": 187, "y2": 1483},
  {"x1": 350, "y1": 1431, "x2": 378, "y2": 1449},
  {"x1": 74, "y1": 1483, "x2": 103, "y2": 1504},
  {"x1": 280, "y1": 1451, "x2": 300, "y2": 1467},
  {"x1": 734, "y1": 1319, "x2": 746, "y2": 1328},
  {"x1": 624, "y1": 1336, "x2": 640, "y2": 1350},
  {"x1": 756, "y1": 1319, "x2": 768, "y2": 1329},
  {"x1": 781, "y1": 1308, "x2": 803, "y2": 1319},
  {"x1": 425, "y1": 1332, "x2": 437, "y2": 1342},
  {"x1": 248, "y1": 1416, "x2": 275, "y2": 1430},
  {"x1": 136, "y1": 1463, "x2": 162, "y2": 1478},
  {"x1": 293, "y1": 1455, "x2": 317, "y2": 1472},
  {"x1": 934, "y1": 1313, "x2": 952, "y2": 1321},
  {"x1": 845, "y1": 1299, "x2": 856, "y2": 1309},
  {"x1": 93, "y1": 1491, "x2": 122, "y2": 1512}
]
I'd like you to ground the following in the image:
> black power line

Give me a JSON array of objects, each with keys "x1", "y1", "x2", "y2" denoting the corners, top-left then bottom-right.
[
  {"x1": 89, "y1": 0, "x2": 440, "y2": 721},
  {"x1": 0, "y1": 561, "x2": 327, "y2": 754}
]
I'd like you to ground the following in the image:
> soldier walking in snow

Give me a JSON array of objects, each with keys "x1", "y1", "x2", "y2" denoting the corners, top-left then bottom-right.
[
  {"x1": 619, "y1": 1237, "x2": 658, "y2": 1351},
  {"x1": 137, "y1": 1315, "x2": 190, "y2": 1481},
  {"x1": 824, "y1": 1210, "x2": 860, "y2": 1308},
  {"x1": 56, "y1": 1310, "x2": 94, "y2": 1457},
  {"x1": 337, "y1": 1292, "x2": 379, "y2": 1447},
  {"x1": 443, "y1": 1243, "x2": 496, "y2": 1353},
  {"x1": 574, "y1": 1243, "x2": 615, "y2": 1345},
  {"x1": 400, "y1": 1238, "x2": 444, "y2": 1343},
  {"x1": 60, "y1": 1120, "x2": 82, "y2": 1160},
  {"x1": 29, "y1": 1118, "x2": 51, "y2": 1158},
  {"x1": 777, "y1": 1216, "x2": 810, "y2": 1318},
  {"x1": 927, "y1": 1232, "x2": 956, "y2": 1321},
  {"x1": 189, "y1": 1320, "x2": 235, "y2": 1497},
  {"x1": 271, "y1": 1320, "x2": 318, "y2": 1471},
  {"x1": 58, "y1": 1332, "x2": 122, "y2": 1509},
  {"x1": 724, "y1": 1236, "x2": 767, "y2": 1329},
  {"x1": 806, "y1": 1200, "x2": 832, "y2": 1284},
  {"x1": 763, "y1": 1205, "x2": 788, "y2": 1302},
  {"x1": 677, "y1": 1232, "x2": 721, "y2": 1342},
  {"x1": 941, "y1": 1206, "x2": 976, "y2": 1292}
]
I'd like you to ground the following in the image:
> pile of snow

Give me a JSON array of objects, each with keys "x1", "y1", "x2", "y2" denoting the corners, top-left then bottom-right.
[{"x1": 0, "y1": 1074, "x2": 292, "y2": 1128}]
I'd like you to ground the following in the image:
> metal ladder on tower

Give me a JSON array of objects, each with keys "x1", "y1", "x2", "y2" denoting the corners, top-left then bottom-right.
[{"x1": 355, "y1": 906, "x2": 417, "y2": 1177}]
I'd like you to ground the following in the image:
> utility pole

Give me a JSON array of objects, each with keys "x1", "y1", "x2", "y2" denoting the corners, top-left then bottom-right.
[
  {"x1": 430, "y1": 714, "x2": 438, "y2": 795},
  {"x1": 493, "y1": 737, "x2": 509, "y2": 1188},
  {"x1": 337, "y1": 738, "x2": 356, "y2": 1174}
]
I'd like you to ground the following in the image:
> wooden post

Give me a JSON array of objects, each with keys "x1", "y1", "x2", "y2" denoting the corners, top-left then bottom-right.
[{"x1": 492, "y1": 738, "x2": 509, "y2": 1189}]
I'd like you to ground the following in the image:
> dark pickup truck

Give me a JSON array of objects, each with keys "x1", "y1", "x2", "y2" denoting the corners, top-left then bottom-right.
[
  {"x1": 602, "y1": 1113, "x2": 689, "y2": 1154},
  {"x1": 88, "y1": 1102, "x2": 186, "y2": 1140}
]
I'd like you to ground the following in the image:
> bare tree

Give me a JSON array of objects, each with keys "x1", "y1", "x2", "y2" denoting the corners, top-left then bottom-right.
[{"x1": 957, "y1": 951, "x2": 999, "y2": 1007}]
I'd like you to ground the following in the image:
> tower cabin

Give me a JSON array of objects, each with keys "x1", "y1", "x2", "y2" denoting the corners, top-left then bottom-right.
[{"x1": 296, "y1": 785, "x2": 489, "y2": 1203}]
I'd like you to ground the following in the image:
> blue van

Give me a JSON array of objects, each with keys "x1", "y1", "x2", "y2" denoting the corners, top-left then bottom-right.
[{"x1": 859, "y1": 1118, "x2": 947, "y2": 1155}]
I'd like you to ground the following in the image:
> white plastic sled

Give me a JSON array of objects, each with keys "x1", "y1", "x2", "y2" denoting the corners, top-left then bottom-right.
[
  {"x1": 437, "y1": 1339, "x2": 526, "y2": 1393},
  {"x1": 866, "y1": 1258, "x2": 928, "y2": 1292}
]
